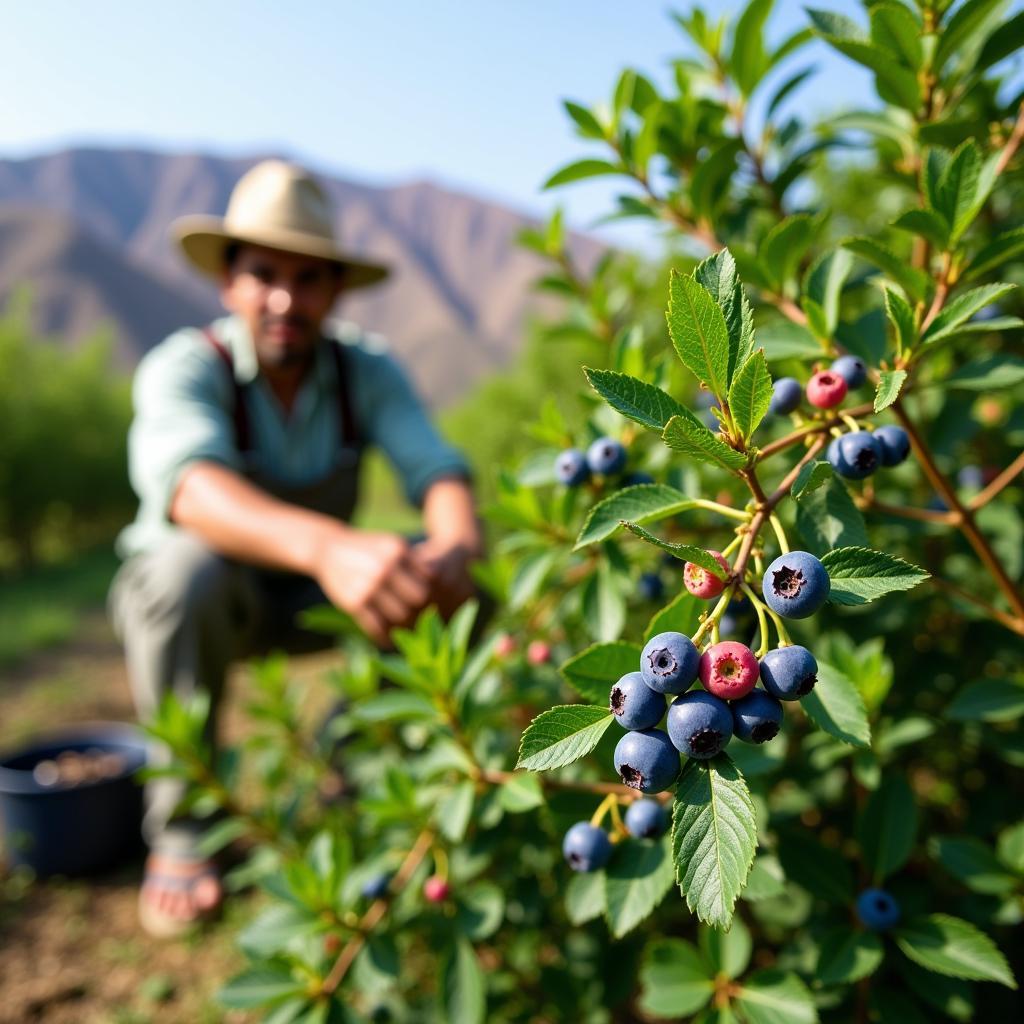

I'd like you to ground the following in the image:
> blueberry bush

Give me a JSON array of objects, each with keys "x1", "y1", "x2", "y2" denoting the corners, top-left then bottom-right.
[{"x1": 148, "y1": 2, "x2": 1024, "y2": 1020}]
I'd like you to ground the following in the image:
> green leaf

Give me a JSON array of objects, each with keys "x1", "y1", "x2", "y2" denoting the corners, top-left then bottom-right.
[
  {"x1": 695, "y1": 248, "x2": 756, "y2": 382},
  {"x1": 498, "y1": 773, "x2": 545, "y2": 814},
  {"x1": 516, "y1": 705, "x2": 614, "y2": 771},
  {"x1": 777, "y1": 829, "x2": 855, "y2": 904},
  {"x1": 977, "y1": 8, "x2": 1024, "y2": 72},
  {"x1": 997, "y1": 821, "x2": 1024, "y2": 873},
  {"x1": 858, "y1": 775, "x2": 918, "y2": 880},
  {"x1": 701, "y1": 916, "x2": 752, "y2": 978},
  {"x1": 757, "y1": 320, "x2": 821, "y2": 361},
  {"x1": 604, "y1": 836, "x2": 676, "y2": 937},
  {"x1": 870, "y1": 1, "x2": 922, "y2": 70},
  {"x1": 760, "y1": 214, "x2": 818, "y2": 290},
  {"x1": 935, "y1": 0, "x2": 1006, "y2": 72},
  {"x1": 817, "y1": 929, "x2": 885, "y2": 986},
  {"x1": 895, "y1": 914, "x2": 1017, "y2": 988},
  {"x1": 667, "y1": 270, "x2": 731, "y2": 398},
  {"x1": 691, "y1": 139, "x2": 744, "y2": 223},
  {"x1": 563, "y1": 100, "x2": 605, "y2": 140},
  {"x1": 576, "y1": 484, "x2": 699, "y2": 548},
  {"x1": 801, "y1": 658, "x2": 871, "y2": 747},
  {"x1": 803, "y1": 249, "x2": 852, "y2": 337},
  {"x1": 566, "y1": 870, "x2": 606, "y2": 925},
  {"x1": 672, "y1": 754, "x2": 757, "y2": 930},
  {"x1": 581, "y1": 564, "x2": 627, "y2": 643},
  {"x1": 543, "y1": 158, "x2": 621, "y2": 189},
  {"x1": 946, "y1": 679, "x2": 1024, "y2": 722},
  {"x1": 898, "y1": 959, "x2": 977, "y2": 1023},
  {"x1": 620, "y1": 522, "x2": 729, "y2": 578},
  {"x1": 842, "y1": 236, "x2": 930, "y2": 301},
  {"x1": 884, "y1": 287, "x2": 917, "y2": 352},
  {"x1": 645, "y1": 590, "x2": 703, "y2": 646},
  {"x1": 766, "y1": 65, "x2": 816, "y2": 120},
  {"x1": 728, "y1": 350, "x2": 773, "y2": 441},
  {"x1": 929, "y1": 837, "x2": 1019, "y2": 895},
  {"x1": 218, "y1": 968, "x2": 307, "y2": 1010},
  {"x1": 734, "y1": 970, "x2": 819, "y2": 1024},
  {"x1": 743, "y1": 855, "x2": 787, "y2": 901},
  {"x1": 731, "y1": 0, "x2": 773, "y2": 95},
  {"x1": 583, "y1": 367, "x2": 687, "y2": 430},
  {"x1": 662, "y1": 411, "x2": 747, "y2": 470},
  {"x1": 815, "y1": 28, "x2": 920, "y2": 110},
  {"x1": 638, "y1": 939, "x2": 715, "y2": 1018},
  {"x1": 964, "y1": 225, "x2": 1024, "y2": 280},
  {"x1": 454, "y1": 883, "x2": 506, "y2": 941},
  {"x1": 945, "y1": 355, "x2": 1024, "y2": 391},
  {"x1": 436, "y1": 780, "x2": 475, "y2": 842},
  {"x1": 820, "y1": 546, "x2": 930, "y2": 606},
  {"x1": 937, "y1": 140, "x2": 983, "y2": 243},
  {"x1": 438, "y1": 938, "x2": 486, "y2": 1024},
  {"x1": 922, "y1": 283, "x2": 1017, "y2": 344},
  {"x1": 559, "y1": 641, "x2": 645, "y2": 704},
  {"x1": 795, "y1": 477, "x2": 869, "y2": 553},
  {"x1": 873, "y1": 369, "x2": 907, "y2": 412},
  {"x1": 893, "y1": 208, "x2": 951, "y2": 250},
  {"x1": 791, "y1": 460, "x2": 833, "y2": 499}
]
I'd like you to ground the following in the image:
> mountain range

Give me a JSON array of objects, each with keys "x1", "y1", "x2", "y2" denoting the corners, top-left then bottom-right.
[{"x1": 0, "y1": 147, "x2": 602, "y2": 405}]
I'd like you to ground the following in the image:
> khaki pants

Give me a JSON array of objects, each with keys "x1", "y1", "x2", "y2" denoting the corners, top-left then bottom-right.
[{"x1": 107, "y1": 530, "x2": 335, "y2": 855}]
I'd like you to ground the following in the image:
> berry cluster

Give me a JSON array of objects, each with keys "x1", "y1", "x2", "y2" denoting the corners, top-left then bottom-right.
[
  {"x1": 769, "y1": 354, "x2": 867, "y2": 416},
  {"x1": 554, "y1": 436, "x2": 628, "y2": 486},
  {"x1": 827, "y1": 425, "x2": 910, "y2": 480}
]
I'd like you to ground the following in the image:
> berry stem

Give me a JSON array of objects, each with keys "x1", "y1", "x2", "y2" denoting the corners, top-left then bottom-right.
[
  {"x1": 692, "y1": 587, "x2": 735, "y2": 646},
  {"x1": 768, "y1": 514, "x2": 789, "y2": 554},
  {"x1": 432, "y1": 845, "x2": 449, "y2": 883},
  {"x1": 690, "y1": 498, "x2": 749, "y2": 522},
  {"x1": 590, "y1": 793, "x2": 617, "y2": 828},
  {"x1": 741, "y1": 583, "x2": 771, "y2": 657}
]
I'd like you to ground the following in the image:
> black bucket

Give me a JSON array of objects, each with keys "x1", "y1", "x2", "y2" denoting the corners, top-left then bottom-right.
[{"x1": 0, "y1": 722, "x2": 148, "y2": 876}]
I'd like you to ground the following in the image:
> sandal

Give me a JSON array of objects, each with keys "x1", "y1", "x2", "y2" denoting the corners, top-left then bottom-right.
[{"x1": 138, "y1": 852, "x2": 223, "y2": 939}]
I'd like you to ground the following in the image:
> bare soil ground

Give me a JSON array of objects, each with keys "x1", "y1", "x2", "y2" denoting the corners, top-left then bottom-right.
[{"x1": 0, "y1": 610, "x2": 341, "y2": 1024}]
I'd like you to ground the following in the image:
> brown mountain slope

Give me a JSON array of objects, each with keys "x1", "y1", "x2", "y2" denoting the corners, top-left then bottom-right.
[{"x1": 0, "y1": 147, "x2": 603, "y2": 405}]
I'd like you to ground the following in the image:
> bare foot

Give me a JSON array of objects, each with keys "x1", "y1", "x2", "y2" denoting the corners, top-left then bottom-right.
[{"x1": 139, "y1": 852, "x2": 222, "y2": 934}]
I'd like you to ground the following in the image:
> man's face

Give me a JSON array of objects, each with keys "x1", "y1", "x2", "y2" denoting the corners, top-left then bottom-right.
[{"x1": 219, "y1": 244, "x2": 344, "y2": 370}]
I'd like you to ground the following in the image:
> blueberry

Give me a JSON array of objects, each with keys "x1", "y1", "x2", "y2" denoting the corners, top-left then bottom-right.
[
  {"x1": 769, "y1": 377, "x2": 802, "y2": 415},
  {"x1": 640, "y1": 632, "x2": 700, "y2": 694},
  {"x1": 622, "y1": 472, "x2": 655, "y2": 487},
  {"x1": 830, "y1": 431, "x2": 882, "y2": 480},
  {"x1": 609, "y1": 671, "x2": 665, "y2": 731},
  {"x1": 623, "y1": 799, "x2": 669, "y2": 839},
  {"x1": 638, "y1": 572, "x2": 664, "y2": 602},
  {"x1": 699, "y1": 641, "x2": 760, "y2": 700},
  {"x1": 872, "y1": 425, "x2": 910, "y2": 467},
  {"x1": 586, "y1": 437, "x2": 627, "y2": 476},
  {"x1": 613, "y1": 728, "x2": 680, "y2": 793},
  {"x1": 762, "y1": 551, "x2": 830, "y2": 619},
  {"x1": 562, "y1": 822, "x2": 613, "y2": 872},
  {"x1": 759, "y1": 645, "x2": 817, "y2": 701},
  {"x1": 731, "y1": 689, "x2": 784, "y2": 743},
  {"x1": 555, "y1": 449, "x2": 590, "y2": 486},
  {"x1": 806, "y1": 370, "x2": 848, "y2": 409},
  {"x1": 666, "y1": 691, "x2": 733, "y2": 759},
  {"x1": 856, "y1": 888, "x2": 901, "y2": 930},
  {"x1": 361, "y1": 873, "x2": 391, "y2": 900},
  {"x1": 831, "y1": 355, "x2": 868, "y2": 389}
]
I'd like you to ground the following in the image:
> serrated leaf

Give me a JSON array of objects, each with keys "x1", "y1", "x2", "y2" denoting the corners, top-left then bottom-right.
[
  {"x1": 583, "y1": 367, "x2": 687, "y2": 430},
  {"x1": 604, "y1": 835, "x2": 676, "y2": 937},
  {"x1": 559, "y1": 641, "x2": 645, "y2": 704},
  {"x1": 663, "y1": 410, "x2": 747, "y2": 469},
  {"x1": 893, "y1": 208, "x2": 951, "y2": 250},
  {"x1": 516, "y1": 705, "x2": 614, "y2": 771},
  {"x1": 543, "y1": 158, "x2": 621, "y2": 189},
  {"x1": 795, "y1": 477, "x2": 869, "y2": 553},
  {"x1": 820, "y1": 546, "x2": 929, "y2": 605},
  {"x1": 938, "y1": 140, "x2": 982, "y2": 243},
  {"x1": 621, "y1": 522, "x2": 729, "y2": 578},
  {"x1": 729, "y1": 350, "x2": 773, "y2": 441},
  {"x1": 565, "y1": 870, "x2": 606, "y2": 925},
  {"x1": 672, "y1": 754, "x2": 757, "y2": 930},
  {"x1": 922, "y1": 283, "x2": 1017, "y2": 344},
  {"x1": 667, "y1": 271, "x2": 731, "y2": 398},
  {"x1": 438, "y1": 938, "x2": 486, "y2": 1024},
  {"x1": 638, "y1": 939, "x2": 715, "y2": 1018},
  {"x1": 858, "y1": 775, "x2": 917, "y2": 880},
  {"x1": 791, "y1": 460, "x2": 833, "y2": 499},
  {"x1": 895, "y1": 914, "x2": 1017, "y2": 988},
  {"x1": 801, "y1": 659, "x2": 871, "y2": 747},
  {"x1": 576, "y1": 484, "x2": 699, "y2": 548},
  {"x1": 964, "y1": 225, "x2": 1024, "y2": 280},
  {"x1": 734, "y1": 969, "x2": 819, "y2": 1024},
  {"x1": 946, "y1": 679, "x2": 1024, "y2": 722},
  {"x1": 695, "y1": 249, "x2": 756, "y2": 382},
  {"x1": 817, "y1": 929, "x2": 885, "y2": 986},
  {"x1": 842, "y1": 236, "x2": 930, "y2": 301},
  {"x1": 884, "y1": 287, "x2": 917, "y2": 351},
  {"x1": 873, "y1": 369, "x2": 907, "y2": 412},
  {"x1": 929, "y1": 836, "x2": 1019, "y2": 895}
]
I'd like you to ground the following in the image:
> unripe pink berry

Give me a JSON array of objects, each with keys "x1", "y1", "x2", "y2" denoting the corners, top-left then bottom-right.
[
  {"x1": 699, "y1": 641, "x2": 760, "y2": 700},
  {"x1": 684, "y1": 551, "x2": 730, "y2": 599},
  {"x1": 806, "y1": 371, "x2": 848, "y2": 409},
  {"x1": 424, "y1": 876, "x2": 451, "y2": 902},
  {"x1": 527, "y1": 641, "x2": 551, "y2": 666},
  {"x1": 494, "y1": 633, "x2": 516, "y2": 659}
]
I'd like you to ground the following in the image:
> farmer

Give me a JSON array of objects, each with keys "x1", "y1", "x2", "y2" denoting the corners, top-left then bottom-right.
[{"x1": 108, "y1": 160, "x2": 483, "y2": 937}]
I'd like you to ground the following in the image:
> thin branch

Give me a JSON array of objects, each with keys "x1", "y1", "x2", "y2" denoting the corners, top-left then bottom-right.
[
  {"x1": 928, "y1": 576, "x2": 1024, "y2": 636},
  {"x1": 858, "y1": 497, "x2": 960, "y2": 526},
  {"x1": 970, "y1": 450, "x2": 1024, "y2": 510}
]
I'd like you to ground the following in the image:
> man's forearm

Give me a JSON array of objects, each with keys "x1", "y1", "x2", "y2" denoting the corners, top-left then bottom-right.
[
  {"x1": 422, "y1": 476, "x2": 483, "y2": 554},
  {"x1": 169, "y1": 461, "x2": 341, "y2": 575}
]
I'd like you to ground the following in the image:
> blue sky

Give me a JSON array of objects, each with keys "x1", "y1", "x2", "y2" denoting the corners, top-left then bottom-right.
[{"x1": 0, "y1": 1, "x2": 1012, "y2": 243}]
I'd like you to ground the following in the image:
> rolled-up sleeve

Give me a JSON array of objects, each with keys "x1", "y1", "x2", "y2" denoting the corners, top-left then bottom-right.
[
  {"x1": 127, "y1": 333, "x2": 243, "y2": 520},
  {"x1": 355, "y1": 348, "x2": 471, "y2": 506}
]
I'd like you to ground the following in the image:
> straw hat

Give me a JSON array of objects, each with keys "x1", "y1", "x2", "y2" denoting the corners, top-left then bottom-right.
[{"x1": 171, "y1": 159, "x2": 390, "y2": 290}]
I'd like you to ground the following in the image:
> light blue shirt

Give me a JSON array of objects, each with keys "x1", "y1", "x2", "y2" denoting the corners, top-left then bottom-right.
[{"x1": 115, "y1": 314, "x2": 470, "y2": 558}]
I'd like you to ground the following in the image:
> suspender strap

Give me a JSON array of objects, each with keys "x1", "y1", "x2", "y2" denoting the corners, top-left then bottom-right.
[
  {"x1": 201, "y1": 326, "x2": 251, "y2": 451},
  {"x1": 330, "y1": 342, "x2": 360, "y2": 446}
]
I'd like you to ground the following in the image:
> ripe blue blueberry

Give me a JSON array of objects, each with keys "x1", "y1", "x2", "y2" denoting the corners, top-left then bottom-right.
[
  {"x1": 759, "y1": 645, "x2": 818, "y2": 701},
  {"x1": 831, "y1": 355, "x2": 868, "y2": 389},
  {"x1": 555, "y1": 449, "x2": 589, "y2": 486},
  {"x1": 613, "y1": 728, "x2": 680, "y2": 793},
  {"x1": 562, "y1": 822, "x2": 613, "y2": 872},
  {"x1": 638, "y1": 572, "x2": 664, "y2": 602},
  {"x1": 769, "y1": 377, "x2": 802, "y2": 415},
  {"x1": 731, "y1": 689, "x2": 784, "y2": 744},
  {"x1": 829, "y1": 431, "x2": 882, "y2": 480},
  {"x1": 762, "y1": 551, "x2": 830, "y2": 619},
  {"x1": 856, "y1": 888, "x2": 901, "y2": 930},
  {"x1": 666, "y1": 690, "x2": 733, "y2": 759},
  {"x1": 586, "y1": 437, "x2": 627, "y2": 475},
  {"x1": 361, "y1": 873, "x2": 391, "y2": 900},
  {"x1": 624, "y1": 799, "x2": 669, "y2": 840},
  {"x1": 640, "y1": 632, "x2": 700, "y2": 694},
  {"x1": 609, "y1": 671, "x2": 665, "y2": 731},
  {"x1": 872, "y1": 425, "x2": 910, "y2": 467}
]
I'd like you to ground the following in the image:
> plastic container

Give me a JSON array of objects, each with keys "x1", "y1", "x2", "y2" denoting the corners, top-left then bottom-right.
[{"x1": 0, "y1": 722, "x2": 148, "y2": 876}]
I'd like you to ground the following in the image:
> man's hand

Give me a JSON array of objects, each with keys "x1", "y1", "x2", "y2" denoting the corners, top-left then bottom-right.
[
  {"x1": 312, "y1": 526, "x2": 435, "y2": 647},
  {"x1": 411, "y1": 537, "x2": 479, "y2": 621}
]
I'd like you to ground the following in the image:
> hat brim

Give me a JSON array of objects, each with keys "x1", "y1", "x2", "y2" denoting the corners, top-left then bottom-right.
[{"x1": 171, "y1": 215, "x2": 390, "y2": 291}]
